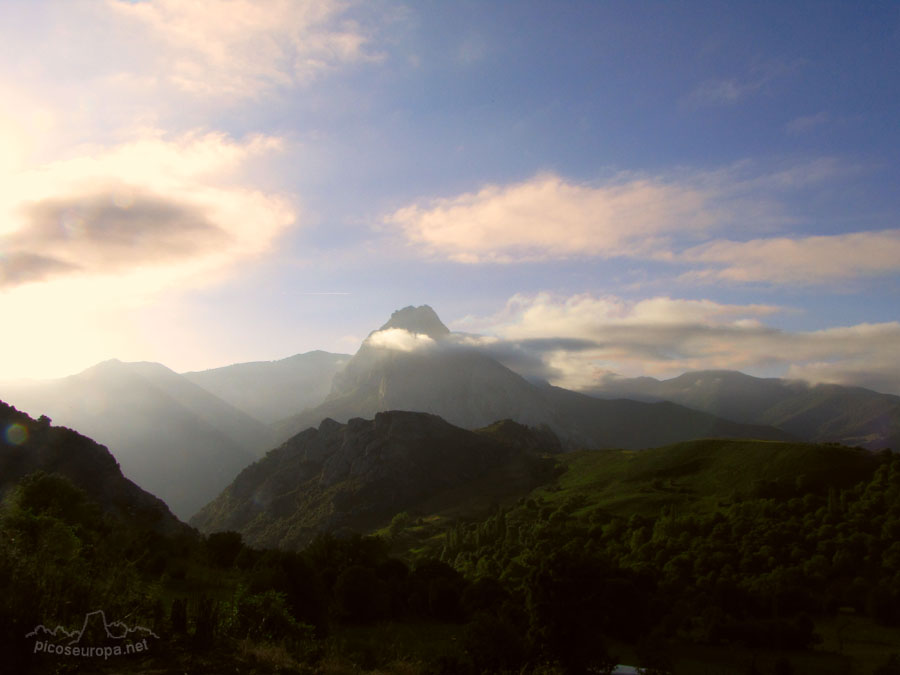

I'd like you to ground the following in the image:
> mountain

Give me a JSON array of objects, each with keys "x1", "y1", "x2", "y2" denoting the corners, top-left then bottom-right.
[
  {"x1": 183, "y1": 350, "x2": 350, "y2": 423},
  {"x1": 0, "y1": 360, "x2": 271, "y2": 518},
  {"x1": 0, "y1": 399, "x2": 185, "y2": 535},
  {"x1": 379, "y1": 304, "x2": 451, "y2": 338},
  {"x1": 191, "y1": 410, "x2": 558, "y2": 548},
  {"x1": 276, "y1": 306, "x2": 793, "y2": 449},
  {"x1": 588, "y1": 370, "x2": 900, "y2": 451}
]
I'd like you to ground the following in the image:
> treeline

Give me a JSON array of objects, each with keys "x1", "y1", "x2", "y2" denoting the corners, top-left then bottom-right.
[
  {"x1": 2, "y1": 472, "x2": 581, "y2": 673},
  {"x1": 4, "y1": 449, "x2": 900, "y2": 673},
  {"x1": 438, "y1": 449, "x2": 900, "y2": 668}
]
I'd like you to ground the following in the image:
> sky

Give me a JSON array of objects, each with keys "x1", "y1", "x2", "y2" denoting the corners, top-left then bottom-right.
[{"x1": 1, "y1": 0, "x2": 899, "y2": 394}]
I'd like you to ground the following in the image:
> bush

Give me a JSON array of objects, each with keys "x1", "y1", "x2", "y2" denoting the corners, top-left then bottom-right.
[{"x1": 334, "y1": 565, "x2": 389, "y2": 623}]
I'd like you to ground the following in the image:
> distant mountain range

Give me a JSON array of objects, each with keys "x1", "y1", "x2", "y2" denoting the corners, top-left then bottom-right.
[
  {"x1": 3, "y1": 304, "x2": 898, "y2": 526},
  {"x1": 0, "y1": 399, "x2": 185, "y2": 535},
  {"x1": 183, "y1": 350, "x2": 349, "y2": 424},
  {"x1": 276, "y1": 306, "x2": 793, "y2": 449},
  {"x1": 588, "y1": 370, "x2": 900, "y2": 451},
  {"x1": 1, "y1": 360, "x2": 270, "y2": 518}
]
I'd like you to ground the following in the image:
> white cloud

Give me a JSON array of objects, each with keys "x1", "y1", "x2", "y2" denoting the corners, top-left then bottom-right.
[
  {"x1": 108, "y1": 0, "x2": 375, "y2": 100},
  {"x1": 366, "y1": 328, "x2": 436, "y2": 352},
  {"x1": 385, "y1": 172, "x2": 723, "y2": 263},
  {"x1": 0, "y1": 130, "x2": 293, "y2": 289},
  {"x1": 0, "y1": 127, "x2": 296, "y2": 377},
  {"x1": 681, "y1": 230, "x2": 900, "y2": 284},
  {"x1": 456, "y1": 293, "x2": 900, "y2": 395},
  {"x1": 0, "y1": 130, "x2": 295, "y2": 377},
  {"x1": 384, "y1": 162, "x2": 899, "y2": 287}
]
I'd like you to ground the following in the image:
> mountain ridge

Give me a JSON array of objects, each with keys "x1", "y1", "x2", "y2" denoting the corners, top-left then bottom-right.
[
  {"x1": 191, "y1": 409, "x2": 557, "y2": 548},
  {"x1": 589, "y1": 369, "x2": 900, "y2": 451},
  {"x1": 1, "y1": 359, "x2": 268, "y2": 518},
  {"x1": 183, "y1": 350, "x2": 350, "y2": 424},
  {"x1": 276, "y1": 307, "x2": 794, "y2": 449}
]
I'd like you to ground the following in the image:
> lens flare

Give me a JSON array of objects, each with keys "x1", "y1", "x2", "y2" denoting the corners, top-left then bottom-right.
[
  {"x1": 61, "y1": 210, "x2": 85, "y2": 237},
  {"x1": 4, "y1": 423, "x2": 28, "y2": 446}
]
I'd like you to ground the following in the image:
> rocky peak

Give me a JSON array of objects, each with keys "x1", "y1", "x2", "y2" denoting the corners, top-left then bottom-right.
[{"x1": 378, "y1": 305, "x2": 450, "y2": 339}]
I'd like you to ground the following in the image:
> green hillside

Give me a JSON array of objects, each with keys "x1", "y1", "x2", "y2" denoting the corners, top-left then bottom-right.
[
  {"x1": 533, "y1": 438, "x2": 879, "y2": 518},
  {"x1": 420, "y1": 439, "x2": 900, "y2": 674}
]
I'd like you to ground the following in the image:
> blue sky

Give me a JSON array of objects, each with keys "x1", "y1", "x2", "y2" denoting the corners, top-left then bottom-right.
[{"x1": 1, "y1": 0, "x2": 899, "y2": 394}]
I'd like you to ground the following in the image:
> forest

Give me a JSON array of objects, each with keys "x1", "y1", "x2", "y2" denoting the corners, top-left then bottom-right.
[{"x1": 3, "y1": 443, "x2": 900, "y2": 673}]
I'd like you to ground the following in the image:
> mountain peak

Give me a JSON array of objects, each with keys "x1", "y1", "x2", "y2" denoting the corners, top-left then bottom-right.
[{"x1": 379, "y1": 305, "x2": 450, "y2": 339}]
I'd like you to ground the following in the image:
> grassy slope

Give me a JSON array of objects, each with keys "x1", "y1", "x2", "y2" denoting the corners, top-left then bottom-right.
[
  {"x1": 387, "y1": 438, "x2": 897, "y2": 673},
  {"x1": 387, "y1": 438, "x2": 881, "y2": 558},
  {"x1": 531, "y1": 438, "x2": 879, "y2": 518}
]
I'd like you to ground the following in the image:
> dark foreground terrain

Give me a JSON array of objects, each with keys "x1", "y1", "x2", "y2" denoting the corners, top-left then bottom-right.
[{"x1": 2, "y1": 401, "x2": 899, "y2": 674}]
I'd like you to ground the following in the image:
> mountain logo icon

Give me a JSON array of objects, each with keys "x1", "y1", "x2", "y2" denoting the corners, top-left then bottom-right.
[
  {"x1": 27, "y1": 609, "x2": 159, "y2": 645},
  {"x1": 26, "y1": 610, "x2": 158, "y2": 659}
]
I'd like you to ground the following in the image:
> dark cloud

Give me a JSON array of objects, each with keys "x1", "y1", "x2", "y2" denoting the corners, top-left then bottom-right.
[
  {"x1": 0, "y1": 252, "x2": 79, "y2": 288},
  {"x1": 446, "y1": 337, "x2": 601, "y2": 383},
  {"x1": 1, "y1": 188, "x2": 229, "y2": 287},
  {"x1": 512, "y1": 337, "x2": 600, "y2": 352}
]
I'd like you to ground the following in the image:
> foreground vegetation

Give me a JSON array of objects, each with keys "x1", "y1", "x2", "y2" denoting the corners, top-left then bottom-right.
[{"x1": 2, "y1": 435, "x2": 900, "y2": 673}]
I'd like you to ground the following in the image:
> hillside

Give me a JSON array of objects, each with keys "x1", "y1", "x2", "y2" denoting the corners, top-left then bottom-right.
[
  {"x1": 1, "y1": 359, "x2": 268, "y2": 518},
  {"x1": 528, "y1": 437, "x2": 881, "y2": 518},
  {"x1": 590, "y1": 370, "x2": 900, "y2": 451},
  {"x1": 191, "y1": 411, "x2": 558, "y2": 549},
  {"x1": 0, "y1": 399, "x2": 186, "y2": 535}
]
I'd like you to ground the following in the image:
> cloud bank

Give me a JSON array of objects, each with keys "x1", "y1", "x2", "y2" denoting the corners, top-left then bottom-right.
[
  {"x1": 455, "y1": 293, "x2": 900, "y2": 395},
  {"x1": 681, "y1": 230, "x2": 900, "y2": 284},
  {"x1": 385, "y1": 167, "x2": 900, "y2": 286}
]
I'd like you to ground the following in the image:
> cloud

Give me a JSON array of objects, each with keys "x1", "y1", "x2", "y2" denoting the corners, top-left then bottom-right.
[
  {"x1": 785, "y1": 111, "x2": 830, "y2": 134},
  {"x1": 0, "y1": 130, "x2": 294, "y2": 290},
  {"x1": 0, "y1": 253, "x2": 78, "y2": 287},
  {"x1": 384, "y1": 161, "x2": 899, "y2": 287},
  {"x1": 681, "y1": 230, "x2": 900, "y2": 284},
  {"x1": 450, "y1": 335, "x2": 602, "y2": 385},
  {"x1": 108, "y1": 0, "x2": 376, "y2": 99},
  {"x1": 366, "y1": 328, "x2": 436, "y2": 352},
  {"x1": 456, "y1": 32, "x2": 488, "y2": 65},
  {"x1": 1, "y1": 190, "x2": 227, "y2": 287},
  {"x1": 454, "y1": 293, "x2": 900, "y2": 395},
  {"x1": 682, "y1": 60, "x2": 803, "y2": 108},
  {"x1": 684, "y1": 78, "x2": 759, "y2": 106},
  {"x1": 787, "y1": 359, "x2": 900, "y2": 397},
  {"x1": 385, "y1": 172, "x2": 724, "y2": 263}
]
